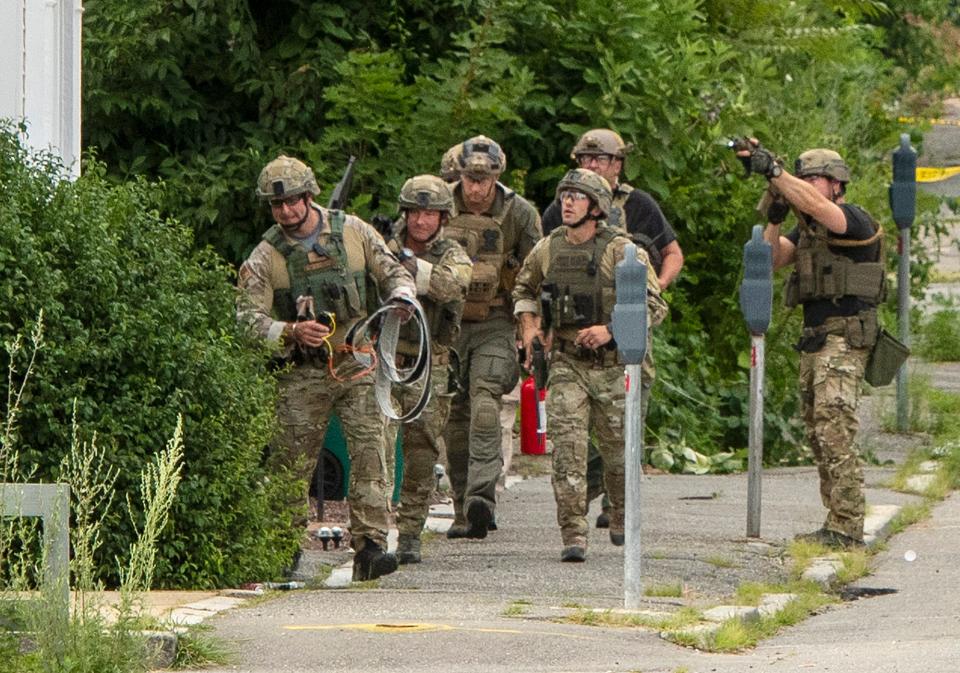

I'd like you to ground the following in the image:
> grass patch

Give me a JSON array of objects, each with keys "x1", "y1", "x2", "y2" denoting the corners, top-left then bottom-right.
[
  {"x1": 644, "y1": 582, "x2": 683, "y2": 598},
  {"x1": 835, "y1": 550, "x2": 870, "y2": 584},
  {"x1": 563, "y1": 606, "x2": 702, "y2": 631},
  {"x1": 173, "y1": 624, "x2": 234, "y2": 669},
  {"x1": 703, "y1": 555, "x2": 737, "y2": 569},
  {"x1": 502, "y1": 599, "x2": 532, "y2": 617},
  {"x1": 915, "y1": 309, "x2": 960, "y2": 362},
  {"x1": 675, "y1": 589, "x2": 835, "y2": 652}
]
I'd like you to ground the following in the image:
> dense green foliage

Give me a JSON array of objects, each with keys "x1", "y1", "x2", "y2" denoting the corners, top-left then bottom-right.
[
  {"x1": 0, "y1": 126, "x2": 300, "y2": 587},
  {"x1": 917, "y1": 309, "x2": 960, "y2": 361},
  {"x1": 77, "y1": 0, "x2": 957, "y2": 472}
]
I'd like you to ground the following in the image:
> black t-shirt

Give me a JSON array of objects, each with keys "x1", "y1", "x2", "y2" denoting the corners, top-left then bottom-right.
[
  {"x1": 786, "y1": 203, "x2": 880, "y2": 327},
  {"x1": 542, "y1": 185, "x2": 676, "y2": 268}
]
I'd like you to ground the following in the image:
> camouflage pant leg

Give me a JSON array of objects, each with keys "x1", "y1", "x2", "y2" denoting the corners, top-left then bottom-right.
[
  {"x1": 335, "y1": 374, "x2": 390, "y2": 551},
  {"x1": 443, "y1": 395, "x2": 469, "y2": 525},
  {"x1": 548, "y1": 355, "x2": 593, "y2": 547},
  {"x1": 588, "y1": 363, "x2": 629, "y2": 536},
  {"x1": 271, "y1": 365, "x2": 338, "y2": 526},
  {"x1": 586, "y1": 375, "x2": 652, "y2": 507},
  {"x1": 799, "y1": 334, "x2": 869, "y2": 539},
  {"x1": 446, "y1": 317, "x2": 519, "y2": 514},
  {"x1": 396, "y1": 369, "x2": 453, "y2": 537}
]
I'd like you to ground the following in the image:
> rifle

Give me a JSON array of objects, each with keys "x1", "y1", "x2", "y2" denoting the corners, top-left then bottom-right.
[
  {"x1": 531, "y1": 336, "x2": 547, "y2": 436},
  {"x1": 327, "y1": 155, "x2": 357, "y2": 210}
]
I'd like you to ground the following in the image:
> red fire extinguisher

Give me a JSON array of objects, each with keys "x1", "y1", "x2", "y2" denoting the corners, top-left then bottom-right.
[
  {"x1": 520, "y1": 337, "x2": 548, "y2": 455},
  {"x1": 520, "y1": 376, "x2": 546, "y2": 455}
]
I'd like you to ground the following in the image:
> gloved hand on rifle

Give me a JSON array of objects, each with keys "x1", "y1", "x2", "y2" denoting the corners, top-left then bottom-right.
[{"x1": 730, "y1": 137, "x2": 784, "y2": 181}]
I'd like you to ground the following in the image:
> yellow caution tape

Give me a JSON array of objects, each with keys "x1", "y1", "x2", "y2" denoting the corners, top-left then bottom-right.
[
  {"x1": 916, "y1": 166, "x2": 960, "y2": 183},
  {"x1": 899, "y1": 115, "x2": 960, "y2": 128}
]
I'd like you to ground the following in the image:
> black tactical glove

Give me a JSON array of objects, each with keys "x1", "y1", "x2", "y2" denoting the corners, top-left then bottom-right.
[
  {"x1": 748, "y1": 145, "x2": 783, "y2": 180},
  {"x1": 767, "y1": 197, "x2": 790, "y2": 224}
]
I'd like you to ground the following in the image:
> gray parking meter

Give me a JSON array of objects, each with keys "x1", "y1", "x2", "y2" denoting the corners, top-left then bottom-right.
[
  {"x1": 740, "y1": 224, "x2": 772, "y2": 538},
  {"x1": 611, "y1": 243, "x2": 648, "y2": 364},
  {"x1": 890, "y1": 134, "x2": 917, "y2": 230},
  {"x1": 739, "y1": 225, "x2": 773, "y2": 335},
  {"x1": 890, "y1": 133, "x2": 917, "y2": 431},
  {"x1": 610, "y1": 243, "x2": 647, "y2": 609}
]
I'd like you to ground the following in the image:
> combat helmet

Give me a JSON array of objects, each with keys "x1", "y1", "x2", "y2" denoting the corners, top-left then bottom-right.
[
  {"x1": 570, "y1": 129, "x2": 634, "y2": 160},
  {"x1": 440, "y1": 144, "x2": 463, "y2": 182},
  {"x1": 794, "y1": 149, "x2": 851, "y2": 183},
  {"x1": 556, "y1": 169, "x2": 613, "y2": 216},
  {"x1": 398, "y1": 175, "x2": 455, "y2": 213},
  {"x1": 458, "y1": 135, "x2": 507, "y2": 178},
  {"x1": 256, "y1": 155, "x2": 320, "y2": 199}
]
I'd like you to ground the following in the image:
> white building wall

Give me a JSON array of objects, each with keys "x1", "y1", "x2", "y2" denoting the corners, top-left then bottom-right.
[{"x1": 0, "y1": 0, "x2": 82, "y2": 177}]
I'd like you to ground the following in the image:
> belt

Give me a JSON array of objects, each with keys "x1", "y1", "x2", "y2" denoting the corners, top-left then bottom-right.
[{"x1": 553, "y1": 338, "x2": 619, "y2": 365}]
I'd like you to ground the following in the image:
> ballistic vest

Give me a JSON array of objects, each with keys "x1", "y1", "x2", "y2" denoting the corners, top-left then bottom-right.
[
  {"x1": 606, "y1": 183, "x2": 663, "y2": 273},
  {"x1": 784, "y1": 208, "x2": 885, "y2": 308},
  {"x1": 263, "y1": 210, "x2": 368, "y2": 323},
  {"x1": 543, "y1": 225, "x2": 620, "y2": 337},
  {"x1": 445, "y1": 186, "x2": 516, "y2": 321},
  {"x1": 386, "y1": 235, "x2": 463, "y2": 353}
]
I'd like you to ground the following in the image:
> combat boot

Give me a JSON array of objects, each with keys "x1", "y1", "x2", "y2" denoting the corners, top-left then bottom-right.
[
  {"x1": 595, "y1": 511, "x2": 610, "y2": 529},
  {"x1": 396, "y1": 534, "x2": 422, "y2": 564},
  {"x1": 609, "y1": 530, "x2": 625, "y2": 546},
  {"x1": 560, "y1": 546, "x2": 586, "y2": 562},
  {"x1": 465, "y1": 499, "x2": 493, "y2": 539},
  {"x1": 352, "y1": 541, "x2": 398, "y2": 581}
]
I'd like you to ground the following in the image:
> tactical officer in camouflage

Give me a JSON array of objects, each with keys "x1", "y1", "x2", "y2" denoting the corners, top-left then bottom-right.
[
  {"x1": 237, "y1": 155, "x2": 417, "y2": 581},
  {"x1": 542, "y1": 129, "x2": 684, "y2": 288},
  {"x1": 513, "y1": 169, "x2": 667, "y2": 562},
  {"x1": 543, "y1": 129, "x2": 683, "y2": 529},
  {"x1": 440, "y1": 143, "x2": 463, "y2": 183},
  {"x1": 740, "y1": 140, "x2": 883, "y2": 549},
  {"x1": 383, "y1": 176, "x2": 472, "y2": 564},
  {"x1": 442, "y1": 135, "x2": 542, "y2": 539}
]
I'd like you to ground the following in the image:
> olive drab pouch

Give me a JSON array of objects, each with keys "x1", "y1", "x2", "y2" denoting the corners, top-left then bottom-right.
[{"x1": 865, "y1": 329, "x2": 910, "y2": 387}]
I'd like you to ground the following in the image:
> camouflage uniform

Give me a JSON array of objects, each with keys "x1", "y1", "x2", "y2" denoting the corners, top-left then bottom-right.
[
  {"x1": 542, "y1": 130, "x2": 680, "y2": 522},
  {"x1": 238, "y1": 191, "x2": 415, "y2": 562},
  {"x1": 513, "y1": 169, "x2": 667, "y2": 554},
  {"x1": 383, "y1": 195, "x2": 472, "y2": 554},
  {"x1": 442, "y1": 137, "x2": 542, "y2": 538},
  {"x1": 798, "y1": 334, "x2": 870, "y2": 539},
  {"x1": 769, "y1": 148, "x2": 884, "y2": 544}
]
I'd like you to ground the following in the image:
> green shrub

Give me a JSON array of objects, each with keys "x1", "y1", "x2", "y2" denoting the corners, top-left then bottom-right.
[
  {"x1": 917, "y1": 310, "x2": 960, "y2": 362},
  {"x1": 0, "y1": 125, "x2": 300, "y2": 588}
]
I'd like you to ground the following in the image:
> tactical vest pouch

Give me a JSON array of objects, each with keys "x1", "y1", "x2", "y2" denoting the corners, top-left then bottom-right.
[
  {"x1": 845, "y1": 262, "x2": 885, "y2": 302},
  {"x1": 865, "y1": 329, "x2": 909, "y2": 387},
  {"x1": 463, "y1": 260, "x2": 500, "y2": 321},
  {"x1": 784, "y1": 271, "x2": 800, "y2": 308}
]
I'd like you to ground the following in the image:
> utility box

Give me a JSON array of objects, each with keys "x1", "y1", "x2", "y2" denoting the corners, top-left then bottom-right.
[{"x1": 0, "y1": 0, "x2": 83, "y2": 176}]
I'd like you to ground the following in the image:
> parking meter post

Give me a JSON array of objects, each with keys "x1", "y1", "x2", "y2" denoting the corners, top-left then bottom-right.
[
  {"x1": 890, "y1": 133, "x2": 916, "y2": 432},
  {"x1": 747, "y1": 334, "x2": 765, "y2": 537},
  {"x1": 610, "y1": 243, "x2": 648, "y2": 610},
  {"x1": 739, "y1": 225, "x2": 772, "y2": 538}
]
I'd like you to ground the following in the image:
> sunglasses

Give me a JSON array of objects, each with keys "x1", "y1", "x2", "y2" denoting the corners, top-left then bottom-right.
[
  {"x1": 269, "y1": 194, "x2": 303, "y2": 208},
  {"x1": 559, "y1": 190, "x2": 590, "y2": 203}
]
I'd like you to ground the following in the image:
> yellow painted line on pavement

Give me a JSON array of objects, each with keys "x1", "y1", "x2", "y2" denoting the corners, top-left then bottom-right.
[{"x1": 917, "y1": 166, "x2": 960, "y2": 183}]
